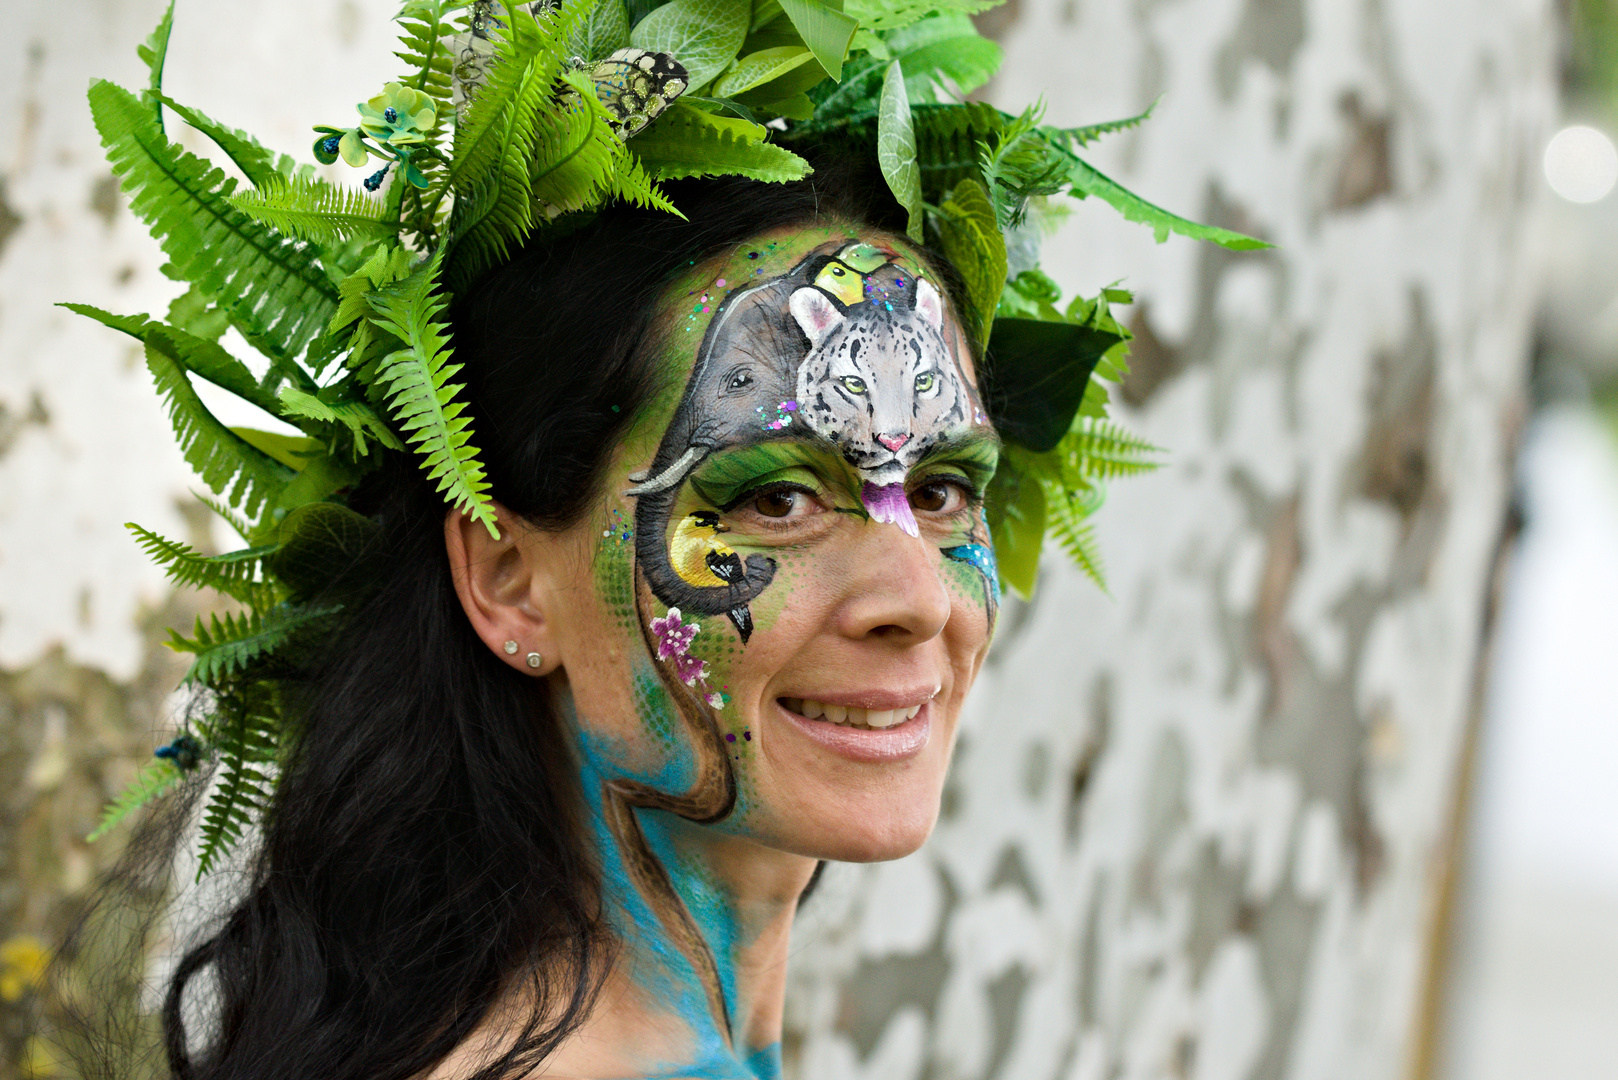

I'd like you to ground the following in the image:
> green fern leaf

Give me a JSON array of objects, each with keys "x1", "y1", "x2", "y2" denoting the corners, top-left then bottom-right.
[
  {"x1": 193, "y1": 742, "x2": 272, "y2": 877},
  {"x1": 1062, "y1": 419, "x2": 1162, "y2": 481},
  {"x1": 138, "y1": 2, "x2": 176, "y2": 126},
  {"x1": 86, "y1": 759, "x2": 183, "y2": 843},
  {"x1": 367, "y1": 254, "x2": 499, "y2": 534},
  {"x1": 1058, "y1": 149, "x2": 1270, "y2": 250},
  {"x1": 87, "y1": 79, "x2": 340, "y2": 367},
  {"x1": 631, "y1": 103, "x2": 810, "y2": 183},
  {"x1": 156, "y1": 93, "x2": 301, "y2": 189},
  {"x1": 929, "y1": 177, "x2": 1005, "y2": 345},
  {"x1": 194, "y1": 492, "x2": 253, "y2": 542},
  {"x1": 841, "y1": 0, "x2": 1003, "y2": 32},
  {"x1": 1041, "y1": 100, "x2": 1156, "y2": 151},
  {"x1": 60, "y1": 304, "x2": 287, "y2": 416},
  {"x1": 530, "y1": 70, "x2": 627, "y2": 212},
  {"x1": 169, "y1": 605, "x2": 337, "y2": 687},
  {"x1": 446, "y1": 4, "x2": 553, "y2": 192},
  {"x1": 126, "y1": 523, "x2": 278, "y2": 606},
  {"x1": 278, "y1": 386, "x2": 405, "y2": 456},
  {"x1": 396, "y1": 1, "x2": 473, "y2": 117},
  {"x1": 1043, "y1": 478, "x2": 1106, "y2": 589},
  {"x1": 229, "y1": 175, "x2": 401, "y2": 247}
]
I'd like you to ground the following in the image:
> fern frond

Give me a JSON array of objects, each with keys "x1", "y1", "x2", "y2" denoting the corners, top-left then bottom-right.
[
  {"x1": 529, "y1": 71, "x2": 623, "y2": 212},
  {"x1": 229, "y1": 175, "x2": 401, "y2": 247},
  {"x1": 126, "y1": 523, "x2": 278, "y2": 607},
  {"x1": 1041, "y1": 100, "x2": 1156, "y2": 151},
  {"x1": 278, "y1": 386, "x2": 405, "y2": 457},
  {"x1": 632, "y1": 103, "x2": 811, "y2": 183},
  {"x1": 396, "y1": 1, "x2": 473, "y2": 118},
  {"x1": 194, "y1": 492, "x2": 253, "y2": 543},
  {"x1": 88, "y1": 79, "x2": 340, "y2": 368},
  {"x1": 168, "y1": 605, "x2": 336, "y2": 686},
  {"x1": 1056, "y1": 147, "x2": 1270, "y2": 251},
  {"x1": 841, "y1": 0, "x2": 1003, "y2": 32},
  {"x1": 1062, "y1": 419, "x2": 1161, "y2": 480},
  {"x1": 87, "y1": 759, "x2": 183, "y2": 842},
  {"x1": 193, "y1": 754, "x2": 269, "y2": 877},
  {"x1": 1043, "y1": 478, "x2": 1106, "y2": 589},
  {"x1": 157, "y1": 93, "x2": 298, "y2": 189},
  {"x1": 446, "y1": 5, "x2": 553, "y2": 191},
  {"x1": 60, "y1": 304, "x2": 286, "y2": 416},
  {"x1": 367, "y1": 255, "x2": 499, "y2": 534}
]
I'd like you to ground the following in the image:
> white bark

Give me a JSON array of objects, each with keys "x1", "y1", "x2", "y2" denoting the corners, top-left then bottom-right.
[{"x1": 784, "y1": 1, "x2": 1555, "y2": 1078}]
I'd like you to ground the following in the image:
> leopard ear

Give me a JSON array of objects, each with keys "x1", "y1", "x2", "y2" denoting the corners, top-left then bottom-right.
[
  {"x1": 790, "y1": 287, "x2": 845, "y2": 347},
  {"x1": 915, "y1": 278, "x2": 944, "y2": 331}
]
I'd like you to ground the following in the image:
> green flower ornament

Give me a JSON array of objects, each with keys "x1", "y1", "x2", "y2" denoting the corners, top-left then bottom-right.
[{"x1": 312, "y1": 82, "x2": 439, "y2": 190}]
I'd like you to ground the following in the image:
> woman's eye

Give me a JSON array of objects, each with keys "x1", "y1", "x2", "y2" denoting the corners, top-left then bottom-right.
[
  {"x1": 750, "y1": 486, "x2": 817, "y2": 519},
  {"x1": 909, "y1": 479, "x2": 968, "y2": 514}
]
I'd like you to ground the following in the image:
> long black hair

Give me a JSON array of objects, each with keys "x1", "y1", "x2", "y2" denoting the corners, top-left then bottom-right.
[{"x1": 81, "y1": 162, "x2": 918, "y2": 1080}]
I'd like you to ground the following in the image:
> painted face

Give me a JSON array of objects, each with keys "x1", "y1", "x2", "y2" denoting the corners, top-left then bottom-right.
[{"x1": 541, "y1": 224, "x2": 998, "y2": 1062}]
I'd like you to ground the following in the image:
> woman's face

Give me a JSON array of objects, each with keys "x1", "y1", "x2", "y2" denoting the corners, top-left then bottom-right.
[{"x1": 547, "y1": 222, "x2": 999, "y2": 863}]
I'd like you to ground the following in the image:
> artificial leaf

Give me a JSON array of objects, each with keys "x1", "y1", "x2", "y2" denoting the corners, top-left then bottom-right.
[
  {"x1": 229, "y1": 175, "x2": 400, "y2": 247},
  {"x1": 1060, "y1": 150, "x2": 1270, "y2": 250},
  {"x1": 126, "y1": 523, "x2": 277, "y2": 606},
  {"x1": 987, "y1": 458, "x2": 1045, "y2": 598},
  {"x1": 158, "y1": 93, "x2": 296, "y2": 189},
  {"x1": 138, "y1": 1, "x2": 176, "y2": 126},
  {"x1": 87, "y1": 79, "x2": 340, "y2": 365},
  {"x1": 631, "y1": 102, "x2": 811, "y2": 181},
  {"x1": 713, "y1": 46, "x2": 817, "y2": 97},
  {"x1": 775, "y1": 0, "x2": 858, "y2": 81},
  {"x1": 930, "y1": 177, "x2": 1005, "y2": 343},
  {"x1": 87, "y1": 759, "x2": 182, "y2": 843},
  {"x1": 985, "y1": 317, "x2": 1125, "y2": 452},
  {"x1": 229, "y1": 428, "x2": 321, "y2": 471},
  {"x1": 883, "y1": 13, "x2": 1001, "y2": 101},
  {"x1": 1042, "y1": 101, "x2": 1156, "y2": 151},
  {"x1": 268, "y1": 502, "x2": 384, "y2": 601},
  {"x1": 1043, "y1": 478, "x2": 1105, "y2": 589},
  {"x1": 278, "y1": 386, "x2": 404, "y2": 456},
  {"x1": 367, "y1": 253, "x2": 499, "y2": 534},
  {"x1": 567, "y1": 0, "x2": 633, "y2": 59},
  {"x1": 841, "y1": 0, "x2": 1002, "y2": 31},
  {"x1": 630, "y1": 0, "x2": 752, "y2": 91},
  {"x1": 877, "y1": 61, "x2": 922, "y2": 241}
]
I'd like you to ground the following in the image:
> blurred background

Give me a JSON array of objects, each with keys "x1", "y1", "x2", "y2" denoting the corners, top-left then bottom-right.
[{"x1": 0, "y1": 0, "x2": 1613, "y2": 1078}]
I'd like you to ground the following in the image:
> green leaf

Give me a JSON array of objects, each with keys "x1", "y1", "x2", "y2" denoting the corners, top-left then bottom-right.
[
  {"x1": 229, "y1": 428, "x2": 321, "y2": 471},
  {"x1": 1043, "y1": 478, "x2": 1105, "y2": 589},
  {"x1": 713, "y1": 46, "x2": 817, "y2": 97},
  {"x1": 775, "y1": 0, "x2": 858, "y2": 81},
  {"x1": 168, "y1": 605, "x2": 336, "y2": 686},
  {"x1": 138, "y1": 1, "x2": 176, "y2": 126},
  {"x1": 987, "y1": 458, "x2": 1045, "y2": 598},
  {"x1": 267, "y1": 502, "x2": 384, "y2": 601},
  {"x1": 841, "y1": 0, "x2": 1002, "y2": 32},
  {"x1": 278, "y1": 385, "x2": 404, "y2": 456},
  {"x1": 59, "y1": 304, "x2": 287, "y2": 415},
  {"x1": 396, "y1": 0, "x2": 474, "y2": 123},
  {"x1": 157, "y1": 93, "x2": 296, "y2": 189},
  {"x1": 228, "y1": 174, "x2": 401, "y2": 247},
  {"x1": 630, "y1": 0, "x2": 752, "y2": 91},
  {"x1": 192, "y1": 688, "x2": 279, "y2": 876},
  {"x1": 1061, "y1": 418, "x2": 1162, "y2": 480},
  {"x1": 877, "y1": 61, "x2": 922, "y2": 242},
  {"x1": 367, "y1": 253, "x2": 499, "y2": 535},
  {"x1": 883, "y1": 13, "x2": 1001, "y2": 100},
  {"x1": 1041, "y1": 100, "x2": 1156, "y2": 151},
  {"x1": 985, "y1": 317, "x2": 1126, "y2": 452},
  {"x1": 87, "y1": 759, "x2": 183, "y2": 843},
  {"x1": 1059, "y1": 150, "x2": 1270, "y2": 250},
  {"x1": 567, "y1": 0, "x2": 632, "y2": 59},
  {"x1": 631, "y1": 101, "x2": 812, "y2": 181},
  {"x1": 126, "y1": 523, "x2": 278, "y2": 606},
  {"x1": 929, "y1": 177, "x2": 1006, "y2": 344},
  {"x1": 87, "y1": 79, "x2": 340, "y2": 366}
]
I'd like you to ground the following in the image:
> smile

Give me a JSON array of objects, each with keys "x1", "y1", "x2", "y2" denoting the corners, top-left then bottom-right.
[{"x1": 779, "y1": 697, "x2": 925, "y2": 729}]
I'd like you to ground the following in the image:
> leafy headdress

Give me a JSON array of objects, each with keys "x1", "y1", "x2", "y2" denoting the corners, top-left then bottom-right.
[{"x1": 71, "y1": 0, "x2": 1261, "y2": 867}]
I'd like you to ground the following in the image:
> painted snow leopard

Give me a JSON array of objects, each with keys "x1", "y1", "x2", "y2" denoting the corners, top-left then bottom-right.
[{"x1": 789, "y1": 272, "x2": 970, "y2": 491}]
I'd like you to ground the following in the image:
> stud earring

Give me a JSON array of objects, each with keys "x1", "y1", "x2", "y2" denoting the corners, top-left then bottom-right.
[
  {"x1": 526, "y1": 652, "x2": 543, "y2": 669},
  {"x1": 503, "y1": 640, "x2": 518, "y2": 655}
]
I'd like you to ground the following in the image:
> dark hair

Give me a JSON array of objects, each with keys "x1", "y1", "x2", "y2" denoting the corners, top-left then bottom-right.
[{"x1": 103, "y1": 162, "x2": 915, "y2": 1080}]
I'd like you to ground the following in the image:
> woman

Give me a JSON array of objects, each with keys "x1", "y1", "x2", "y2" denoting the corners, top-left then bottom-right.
[
  {"x1": 166, "y1": 176, "x2": 996, "y2": 1080},
  {"x1": 65, "y1": 2, "x2": 1225, "y2": 1076}
]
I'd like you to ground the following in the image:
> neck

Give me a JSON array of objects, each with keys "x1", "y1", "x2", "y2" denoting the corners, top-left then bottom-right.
[{"x1": 557, "y1": 724, "x2": 817, "y2": 1078}]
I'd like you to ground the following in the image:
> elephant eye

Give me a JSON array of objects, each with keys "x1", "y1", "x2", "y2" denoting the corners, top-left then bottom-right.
[
  {"x1": 914, "y1": 372, "x2": 935, "y2": 393},
  {"x1": 727, "y1": 370, "x2": 753, "y2": 390},
  {"x1": 840, "y1": 376, "x2": 867, "y2": 395}
]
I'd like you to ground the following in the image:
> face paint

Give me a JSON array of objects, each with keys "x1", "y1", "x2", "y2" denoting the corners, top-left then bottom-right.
[{"x1": 551, "y1": 226, "x2": 999, "y2": 1075}]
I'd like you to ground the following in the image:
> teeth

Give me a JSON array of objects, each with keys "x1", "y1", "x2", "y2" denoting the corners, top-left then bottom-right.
[{"x1": 782, "y1": 698, "x2": 926, "y2": 729}]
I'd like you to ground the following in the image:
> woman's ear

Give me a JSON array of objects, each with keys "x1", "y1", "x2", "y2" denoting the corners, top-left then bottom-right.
[{"x1": 445, "y1": 503, "x2": 559, "y2": 675}]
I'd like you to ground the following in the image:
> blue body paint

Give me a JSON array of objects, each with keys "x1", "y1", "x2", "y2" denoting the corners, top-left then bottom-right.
[{"x1": 943, "y1": 542, "x2": 999, "y2": 588}]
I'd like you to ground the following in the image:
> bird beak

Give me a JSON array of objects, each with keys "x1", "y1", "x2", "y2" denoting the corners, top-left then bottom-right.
[{"x1": 714, "y1": 520, "x2": 731, "y2": 534}]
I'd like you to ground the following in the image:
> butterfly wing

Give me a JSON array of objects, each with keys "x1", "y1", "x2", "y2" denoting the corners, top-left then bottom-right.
[{"x1": 590, "y1": 48, "x2": 690, "y2": 138}]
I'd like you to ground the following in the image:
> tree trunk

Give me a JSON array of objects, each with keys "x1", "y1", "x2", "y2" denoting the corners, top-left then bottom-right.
[{"x1": 782, "y1": 2, "x2": 1555, "y2": 1079}]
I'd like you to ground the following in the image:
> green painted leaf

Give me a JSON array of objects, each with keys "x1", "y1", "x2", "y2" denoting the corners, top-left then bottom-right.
[
  {"x1": 630, "y1": 0, "x2": 752, "y2": 91},
  {"x1": 631, "y1": 102, "x2": 811, "y2": 181},
  {"x1": 877, "y1": 61, "x2": 922, "y2": 242},
  {"x1": 1060, "y1": 150, "x2": 1270, "y2": 250},
  {"x1": 775, "y1": 0, "x2": 857, "y2": 81},
  {"x1": 567, "y1": 0, "x2": 632, "y2": 60},
  {"x1": 713, "y1": 46, "x2": 816, "y2": 96}
]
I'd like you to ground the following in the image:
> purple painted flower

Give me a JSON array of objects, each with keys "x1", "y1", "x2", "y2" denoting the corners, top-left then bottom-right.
[
  {"x1": 861, "y1": 481, "x2": 919, "y2": 537},
  {"x1": 649, "y1": 607, "x2": 699, "y2": 661},
  {"x1": 674, "y1": 654, "x2": 708, "y2": 686}
]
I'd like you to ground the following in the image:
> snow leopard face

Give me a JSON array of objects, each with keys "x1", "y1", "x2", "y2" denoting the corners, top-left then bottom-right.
[{"x1": 790, "y1": 275, "x2": 969, "y2": 488}]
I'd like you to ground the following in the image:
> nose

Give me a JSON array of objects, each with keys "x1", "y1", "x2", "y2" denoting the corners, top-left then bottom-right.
[
  {"x1": 877, "y1": 432, "x2": 910, "y2": 453},
  {"x1": 833, "y1": 522, "x2": 951, "y2": 643}
]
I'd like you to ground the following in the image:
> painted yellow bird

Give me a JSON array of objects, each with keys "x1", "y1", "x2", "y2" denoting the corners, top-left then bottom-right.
[
  {"x1": 670, "y1": 510, "x2": 755, "y2": 641},
  {"x1": 813, "y1": 259, "x2": 867, "y2": 307}
]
